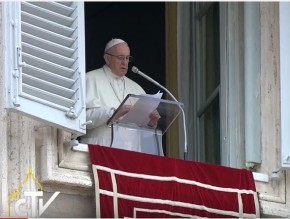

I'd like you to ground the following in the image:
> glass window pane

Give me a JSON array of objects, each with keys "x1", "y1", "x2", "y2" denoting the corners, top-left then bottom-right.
[
  {"x1": 200, "y1": 96, "x2": 220, "y2": 164},
  {"x1": 200, "y1": 3, "x2": 220, "y2": 100}
]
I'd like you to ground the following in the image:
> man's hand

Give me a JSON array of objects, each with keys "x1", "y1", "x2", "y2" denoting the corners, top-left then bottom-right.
[
  {"x1": 148, "y1": 110, "x2": 161, "y2": 127},
  {"x1": 114, "y1": 104, "x2": 131, "y2": 119}
]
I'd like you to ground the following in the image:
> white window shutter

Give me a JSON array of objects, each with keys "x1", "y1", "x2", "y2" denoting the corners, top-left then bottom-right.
[{"x1": 4, "y1": 1, "x2": 86, "y2": 136}]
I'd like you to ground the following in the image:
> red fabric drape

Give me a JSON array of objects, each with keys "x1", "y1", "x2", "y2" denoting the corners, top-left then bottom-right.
[{"x1": 89, "y1": 144, "x2": 259, "y2": 218}]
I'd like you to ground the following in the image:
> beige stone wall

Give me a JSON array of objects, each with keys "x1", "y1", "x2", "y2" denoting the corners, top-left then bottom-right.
[
  {"x1": 256, "y1": 2, "x2": 290, "y2": 217},
  {"x1": 0, "y1": 114, "x2": 95, "y2": 217}
]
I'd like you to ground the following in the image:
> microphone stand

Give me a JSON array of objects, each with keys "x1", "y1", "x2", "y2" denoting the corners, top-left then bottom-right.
[{"x1": 132, "y1": 66, "x2": 188, "y2": 160}]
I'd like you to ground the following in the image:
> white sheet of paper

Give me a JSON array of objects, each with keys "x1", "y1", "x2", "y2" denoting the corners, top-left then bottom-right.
[{"x1": 121, "y1": 91, "x2": 163, "y2": 126}]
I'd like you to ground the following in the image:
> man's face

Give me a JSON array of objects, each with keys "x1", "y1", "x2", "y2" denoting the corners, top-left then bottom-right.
[{"x1": 105, "y1": 43, "x2": 131, "y2": 77}]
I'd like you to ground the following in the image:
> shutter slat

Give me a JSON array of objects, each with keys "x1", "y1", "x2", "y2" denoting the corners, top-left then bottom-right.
[
  {"x1": 23, "y1": 65, "x2": 75, "y2": 88},
  {"x1": 22, "y1": 32, "x2": 74, "y2": 58},
  {"x1": 22, "y1": 22, "x2": 75, "y2": 47},
  {"x1": 22, "y1": 53, "x2": 75, "y2": 78},
  {"x1": 26, "y1": 1, "x2": 75, "y2": 17},
  {"x1": 23, "y1": 73, "x2": 75, "y2": 98},
  {"x1": 21, "y1": 11, "x2": 74, "y2": 37},
  {"x1": 22, "y1": 84, "x2": 75, "y2": 108},
  {"x1": 22, "y1": 43, "x2": 75, "y2": 68},
  {"x1": 57, "y1": 2, "x2": 73, "y2": 7},
  {"x1": 22, "y1": 2, "x2": 74, "y2": 27}
]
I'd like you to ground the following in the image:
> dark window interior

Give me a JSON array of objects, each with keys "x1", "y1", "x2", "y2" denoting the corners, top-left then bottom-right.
[
  {"x1": 84, "y1": 2, "x2": 167, "y2": 153},
  {"x1": 84, "y1": 2, "x2": 165, "y2": 94}
]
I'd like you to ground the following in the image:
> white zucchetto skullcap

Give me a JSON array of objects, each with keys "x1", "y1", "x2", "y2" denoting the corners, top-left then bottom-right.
[{"x1": 104, "y1": 38, "x2": 126, "y2": 52}]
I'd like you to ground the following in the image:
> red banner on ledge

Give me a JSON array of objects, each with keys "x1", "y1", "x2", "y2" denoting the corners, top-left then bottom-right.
[{"x1": 88, "y1": 144, "x2": 259, "y2": 218}]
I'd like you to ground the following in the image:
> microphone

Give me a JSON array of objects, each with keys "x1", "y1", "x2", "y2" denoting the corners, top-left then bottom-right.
[
  {"x1": 131, "y1": 66, "x2": 188, "y2": 159},
  {"x1": 132, "y1": 66, "x2": 178, "y2": 101}
]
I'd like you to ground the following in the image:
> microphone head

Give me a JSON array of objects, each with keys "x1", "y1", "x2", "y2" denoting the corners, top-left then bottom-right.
[{"x1": 131, "y1": 66, "x2": 139, "y2": 73}]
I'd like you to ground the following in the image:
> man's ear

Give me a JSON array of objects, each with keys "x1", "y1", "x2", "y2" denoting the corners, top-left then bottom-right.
[{"x1": 104, "y1": 53, "x2": 110, "y2": 64}]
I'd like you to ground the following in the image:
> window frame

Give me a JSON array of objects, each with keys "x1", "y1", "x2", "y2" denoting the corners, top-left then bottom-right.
[
  {"x1": 195, "y1": 2, "x2": 246, "y2": 167},
  {"x1": 178, "y1": 2, "x2": 247, "y2": 168}
]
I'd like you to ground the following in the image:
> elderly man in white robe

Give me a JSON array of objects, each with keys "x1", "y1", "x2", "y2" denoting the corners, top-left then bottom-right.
[{"x1": 81, "y1": 39, "x2": 160, "y2": 152}]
